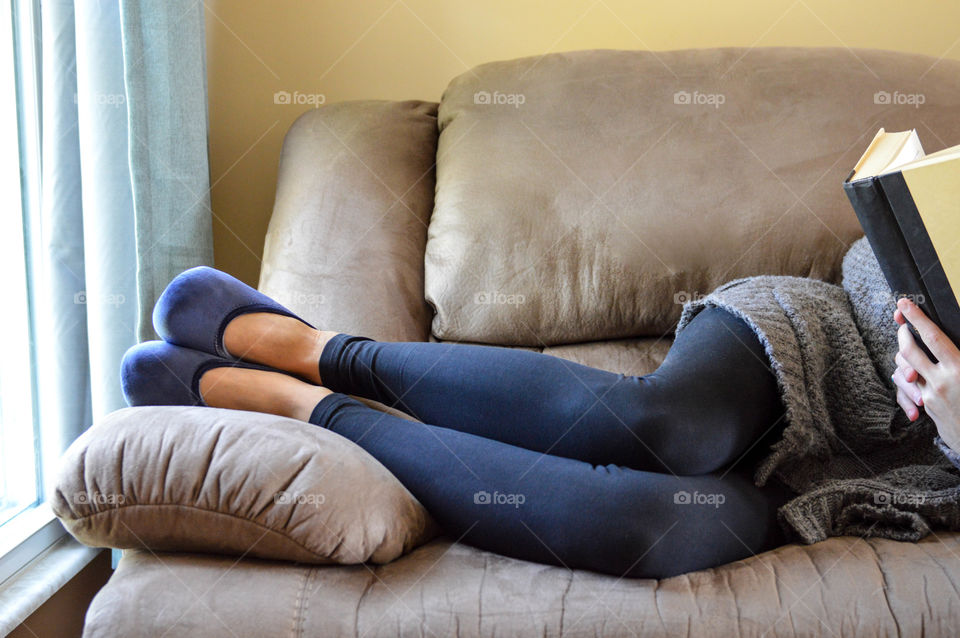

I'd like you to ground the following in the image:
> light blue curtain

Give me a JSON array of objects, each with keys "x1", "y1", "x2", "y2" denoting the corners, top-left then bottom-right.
[
  {"x1": 120, "y1": 0, "x2": 214, "y2": 342},
  {"x1": 36, "y1": 0, "x2": 212, "y2": 493},
  {"x1": 38, "y1": 0, "x2": 95, "y2": 489}
]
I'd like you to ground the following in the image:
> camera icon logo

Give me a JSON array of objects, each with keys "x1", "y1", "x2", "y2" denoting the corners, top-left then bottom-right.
[
  {"x1": 473, "y1": 91, "x2": 492, "y2": 105},
  {"x1": 474, "y1": 490, "x2": 492, "y2": 504},
  {"x1": 673, "y1": 490, "x2": 692, "y2": 505},
  {"x1": 274, "y1": 90, "x2": 292, "y2": 105},
  {"x1": 673, "y1": 91, "x2": 691, "y2": 105},
  {"x1": 873, "y1": 90, "x2": 892, "y2": 105}
]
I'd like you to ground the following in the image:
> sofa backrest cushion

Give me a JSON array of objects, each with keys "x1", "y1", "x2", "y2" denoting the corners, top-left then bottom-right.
[
  {"x1": 425, "y1": 47, "x2": 960, "y2": 345},
  {"x1": 261, "y1": 100, "x2": 438, "y2": 342}
]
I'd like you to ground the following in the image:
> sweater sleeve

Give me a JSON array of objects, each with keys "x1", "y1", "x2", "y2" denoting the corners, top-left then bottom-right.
[{"x1": 840, "y1": 236, "x2": 899, "y2": 382}]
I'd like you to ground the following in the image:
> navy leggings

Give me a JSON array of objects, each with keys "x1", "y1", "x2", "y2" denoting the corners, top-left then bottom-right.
[{"x1": 308, "y1": 306, "x2": 794, "y2": 579}]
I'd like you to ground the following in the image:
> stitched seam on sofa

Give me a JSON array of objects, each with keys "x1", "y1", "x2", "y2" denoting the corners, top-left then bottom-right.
[
  {"x1": 290, "y1": 567, "x2": 310, "y2": 638},
  {"x1": 63, "y1": 503, "x2": 372, "y2": 561},
  {"x1": 300, "y1": 567, "x2": 318, "y2": 637},
  {"x1": 354, "y1": 570, "x2": 377, "y2": 633},
  {"x1": 865, "y1": 539, "x2": 901, "y2": 634}
]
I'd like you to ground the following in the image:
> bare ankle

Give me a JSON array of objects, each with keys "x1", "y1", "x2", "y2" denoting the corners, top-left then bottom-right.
[
  {"x1": 287, "y1": 385, "x2": 333, "y2": 422},
  {"x1": 311, "y1": 331, "x2": 339, "y2": 383},
  {"x1": 223, "y1": 312, "x2": 340, "y2": 385},
  {"x1": 198, "y1": 366, "x2": 332, "y2": 422}
]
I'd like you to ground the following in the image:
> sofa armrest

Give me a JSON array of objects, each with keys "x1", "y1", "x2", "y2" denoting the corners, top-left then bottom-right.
[
  {"x1": 51, "y1": 406, "x2": 438, "y2": 564},
  {"x1": 260, "y1": 100, "x2": 439, "y2": 342}
]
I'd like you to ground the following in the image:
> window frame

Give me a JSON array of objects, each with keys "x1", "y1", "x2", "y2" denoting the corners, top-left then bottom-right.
[
  {"x1": 0, "y1": 0, "x2": 71, "y2": 587},
  {"x1": 0, "y1": 506, "x2": 60, "y2": 584}
]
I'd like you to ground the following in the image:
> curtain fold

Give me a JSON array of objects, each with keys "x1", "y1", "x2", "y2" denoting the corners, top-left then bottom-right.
[
  {"x1": 36, "y1": 0, "x2": 212, "y2": 492},
  {"x1": 73, "y1": 0, "x2": 139, "y2": 422},
  {"x1": 120, "y1": 0, "x2": 214, "y2": 342}
]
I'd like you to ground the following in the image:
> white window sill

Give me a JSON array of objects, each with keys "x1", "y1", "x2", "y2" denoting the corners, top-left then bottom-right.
[
  {"x1": 0, "y1": 505, "x2": 102, "y2": 634},
  {"x1": 0, "y1": 505, "x2": 63, "y2": 583}
]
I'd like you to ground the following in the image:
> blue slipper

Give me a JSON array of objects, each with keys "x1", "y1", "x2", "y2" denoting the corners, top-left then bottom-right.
[
  {"x1": 120, "y1": 340, "x2": 275, "y2": 407},
  {"x1": 153, "y1": 266, "x2": 313, "y2": 359}
]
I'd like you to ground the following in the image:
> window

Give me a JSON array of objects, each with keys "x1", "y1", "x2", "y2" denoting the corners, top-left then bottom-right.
[
  {"x1": 0, "y1": 0, "x2": 37, "y2": 527},
  {"x1": 0, "y1": 0, "x2": 58, "y2": 580}
]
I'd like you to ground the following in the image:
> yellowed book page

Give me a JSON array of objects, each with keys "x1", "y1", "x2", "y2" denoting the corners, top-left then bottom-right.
[
  {"x1": 901, "y1": 159, "x2": 960, "y2": 297},
  {"x1": 896, "y1": 142, "x2": 960, "y2": 172},
  {"x1": 851, "y1": 128, "x2": 886, "y2": 178},
  {"x1": 852, "y1": 129, "x2": 922, "y2": 180}
]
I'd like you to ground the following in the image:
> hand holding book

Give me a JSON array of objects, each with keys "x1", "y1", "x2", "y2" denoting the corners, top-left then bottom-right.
[{"x1": 892, "y1": 297, "x2": 960, "y2": 457}]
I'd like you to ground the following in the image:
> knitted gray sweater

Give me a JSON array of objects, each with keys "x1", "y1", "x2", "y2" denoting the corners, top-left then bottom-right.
[{"x1": 676, "y1": 236, "x2": 960, "y2": 544}]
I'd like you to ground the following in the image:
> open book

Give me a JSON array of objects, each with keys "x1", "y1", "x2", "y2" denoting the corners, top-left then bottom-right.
[{"x1": 843, "y1": 128, "x2": 960, "y2": 356}]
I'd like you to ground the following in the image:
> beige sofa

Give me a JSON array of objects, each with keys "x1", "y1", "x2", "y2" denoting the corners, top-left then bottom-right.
[{"x1": 79, "y1": 48, "x2": 960, "y2": 636}]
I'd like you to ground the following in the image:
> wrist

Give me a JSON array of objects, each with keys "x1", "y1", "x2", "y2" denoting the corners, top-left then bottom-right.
[{"x1": 935, "y1": 435, "x2": 960, "y2": 471}]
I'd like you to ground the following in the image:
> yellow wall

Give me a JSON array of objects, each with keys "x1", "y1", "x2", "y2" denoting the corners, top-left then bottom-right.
[{"x1": 205, "y1": 0, "x2": 960, "y2": 285}]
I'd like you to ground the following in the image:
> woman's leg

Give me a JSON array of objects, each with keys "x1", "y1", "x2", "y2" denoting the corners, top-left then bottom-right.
[
  {"x1": 309, "y1": 392, "x2": 793, "y2": 579},
  {"x1": 313, "y1": 306, "x2": 784, "y2": 475}
]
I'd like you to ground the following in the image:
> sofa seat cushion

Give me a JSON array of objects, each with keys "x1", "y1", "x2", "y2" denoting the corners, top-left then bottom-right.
[
  {"x1": 425, "y1": 47, "x2": 960, "y2": 345},
  {"x1": 52, "y1": 406, "x2": 438, "y2": 565},
  {"x1": 542, "y1": 336, "x2": 672, "y2": 376},
  {"x1": 437, "y1": 336, "x2": 674, "y2": 377},
  {"x1": 82, "y1": 534, "x2": 960, "y2": 637}
]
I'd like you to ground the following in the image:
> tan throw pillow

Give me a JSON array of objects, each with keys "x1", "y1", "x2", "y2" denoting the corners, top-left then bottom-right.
[{"x1": 51, "y1": 406, "x2": 438, "y2": 564}]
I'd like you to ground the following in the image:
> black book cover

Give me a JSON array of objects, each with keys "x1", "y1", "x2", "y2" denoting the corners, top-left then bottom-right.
[
  {"x1": 843, "y1": 175, "x2": 938, "y2": 321},
  {"x1": 879, "y1": 170, "x2": 960, "y2": 348},
  {"x1": 843, "y1": 174, "x2": 939, "y2": 360}
]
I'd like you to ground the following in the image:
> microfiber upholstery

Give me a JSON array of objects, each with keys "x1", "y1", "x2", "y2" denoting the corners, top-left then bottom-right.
[
  {"x1": 425, "y1": 47, "x2": 960, "y2": 345},
  {"x1": 52, "y1": 406, "x2": 438, "y2": 564},
  {"x1": 260, "y1": 100, "x2": 438, "y2": 343},
  {"x1": 83, "y1": 535, "x2": 960, "y2": 637}
]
